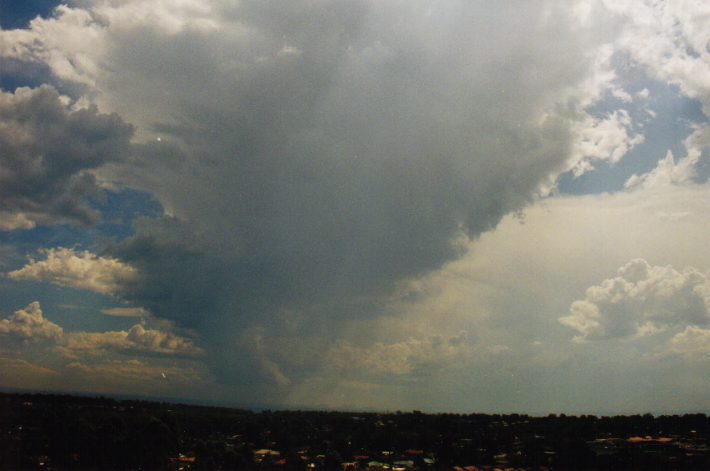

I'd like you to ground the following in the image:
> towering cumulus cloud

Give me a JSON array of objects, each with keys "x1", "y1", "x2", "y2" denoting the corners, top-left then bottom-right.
[
  {"x1": 560, "y1": 259, "x2": 710, "y2": 342},
  {"x1": 0, "y1": 302, "x2": 63, "y2": 345},
  {"x1": 0, "y1": 0, "x2": 628, "y2": 400}
]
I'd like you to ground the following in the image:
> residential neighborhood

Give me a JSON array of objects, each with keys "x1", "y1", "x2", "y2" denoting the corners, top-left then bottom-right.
[{"x1": 1, "y1": 393, "x2": 708, "y2": 470}]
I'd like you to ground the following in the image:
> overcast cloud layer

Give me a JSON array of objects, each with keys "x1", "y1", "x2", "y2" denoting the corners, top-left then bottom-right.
[{"x1": 0, "y1": 0, "x2": 709, "y2": 413}]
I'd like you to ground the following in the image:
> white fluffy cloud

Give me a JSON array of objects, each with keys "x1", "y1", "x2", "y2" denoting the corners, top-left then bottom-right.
[
  {"x1": 625, "y1": 125, "x2": 710, "y2": 189},
  {"x1": 559, "y1": 259, "x2": 710, "y2": 341},
  {"x1": 8, "y1": 248, "x2": 139, "y2": 297},
  {"x1": 625, "y1": 151, "x2": 695, "y2": 189},
  {"x1": 601, "y1": 0, "x2": 710, "y2": 187},
  {"x1": 0, "y1": 302, "x2": 63, "y2": 344},
  {"x1": 569, "y1": 109, "x2": 645, "y2": 176},
  {"x1": 553, "y1": 0, "x2": 710, "y2": 184},
  {"x1": 0, "y1": 6, "x2": 105, "y2": 86},
  {"x1": 670, "y1": 326, "x2": 710, "y2": 358},
  {"x1": 603, "y1": 0, "x2": 710, "y2": 114},
  {"x1": 0, "y1": 298, "x2": 199, "y2": 358},
  {"x1": 60, "y1": 323, "x2": 203, "y2": 358}
]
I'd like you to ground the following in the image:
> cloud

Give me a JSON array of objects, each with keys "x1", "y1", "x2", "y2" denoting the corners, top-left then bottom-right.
[
  {"x1": 61, "y1": 0, "x2": 618, "y2": 388},
  {"x1": 670, "y1": 326, "x2": 710, "y2": 359},
  {"x1": 685, "y1": 125, "x2": 710, "y2": 181},
  {"x1": 100, "y1": 306, "x2": 148, "y2": 317},
  {"x1": 553, "y1": 0, "x2": 710, "y2": 189},
  {"x1": 253, "y1": 332, "x2": 291, "y2": 387},
  {"x1": 0, "y1": 6, "x2": 104, "y2": 86},
  {"x1": 624, "y1": 150, "x2": 695, "y2": 189},
  {"x1": 59, "y1": 323, "x2": 203, "y2": 358},
  {"x1": 625, "y1": 126, "x2": 710, "y2": 189},
  {"x1": 0, "y1": 298, "x2": 198, "y2": 358},
  {"x1": 11, "y1": 0, "x2": 631, "y2": 400},
  {"x1": 0, "y1": 299, "x2": 208, "y2": 397},
  {"x1": 8, "y1": 247, "x2": 139, "y2": 297},
  {"x1": 326, "y1": 332, "x2": 471, "y2": 377},
  {"x1": 282, "y1": 176, "x2": 710, "y2": 412},
  {"x1": 4, "y1": 0, "x2": 709, "y2": 408},
  {"x1": 603, "y1": 0, "x2": 710, "y2": 114},
  {"x1": 0, "y1": 212, "x2": 36, "y2": 231},
  {"x1": 0, "y1": 301, "x2": 63, "y2": 344},
  {"x1": 559, "y1": 259, "x2": 710, "y2": 341},
  {"x1": 0, "y1": 86, "x2": 133, "y2": 229},
  {"x1": 569, "y1": 109, "x2": 645, "y2": 176}
]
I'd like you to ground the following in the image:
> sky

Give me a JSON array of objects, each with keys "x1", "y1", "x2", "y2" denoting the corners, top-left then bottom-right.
[{"x1": 0, "y1": 0, "x2": 709, "y2": 415}]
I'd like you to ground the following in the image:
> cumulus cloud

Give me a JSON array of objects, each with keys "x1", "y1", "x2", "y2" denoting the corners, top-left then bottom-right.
[
  {"x1": 670, "y1": 326, "x2": 710, "y2": 359},
  {"x1": 685, "y1": 126, "x2": 710, "y2": 181},
  {"x1": 0, "y1": 299, "x2": 206, "y2": 397},
  {"x1": 625, "y1": 126, "x2": 710, "y2": 189},
  {"x1": 598, "y1": 0, "x2": 710, "y2": 198},
  {"x1": 553, "y1": 0, "x2": 710, "y2": 187},
  {"x1": 559, "y1": 259, "x2": 710, "y2": 341},
  {"x1": 0, "y1": 298, "x2": 198, "y2": 359},
  {"x1": 569, "y1": 109, "x2": 645, "y2": 176},
  {"x1": 624, "y1": 151, "x2": 696, "y2": 189},
  {"x1": 603, "y1": 0, "x2": 710, "y2": 114},
  {"x1": 8, "y1": 247, "x2": 139, "y2": 297},
  {"x1": 0, "y1": 86, "x2": 133, "y2": 229},
  {"x1": 0, "y1": 6, "x2": 104, "y2": 86},
  {"x1": 60, "y1": 323, "x2": 203, "y2": 358},
  {"x1": 0, "y1": 302, "x2": 63, "y2": 344}
]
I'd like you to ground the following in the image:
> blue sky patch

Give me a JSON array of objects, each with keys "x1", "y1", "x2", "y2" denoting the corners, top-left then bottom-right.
[
  {"x1": 558, "y1": 75, "x2": 708, "y2": 195},
  {"x1": 0, "y1": 0, "x2": 61, "y2": 29},
  {"x1": 0, "y1": 188, "x2": 163, "y2": 263}
]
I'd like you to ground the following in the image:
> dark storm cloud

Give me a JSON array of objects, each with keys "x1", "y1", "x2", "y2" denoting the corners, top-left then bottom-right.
[
  {"x1": 88, "y1": 1, "x2": 609, "y2": 396},
  {"x1": 0, "y1": 85, "x2": 133, "y2": 229},
  {"x1": 2, "y1": 1, "x2": 617, "y2": 397}
]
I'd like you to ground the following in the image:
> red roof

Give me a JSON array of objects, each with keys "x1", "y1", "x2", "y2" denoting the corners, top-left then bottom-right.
[{"x1": 627, "y1": 436, "x2": 673, "y2": 443}]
